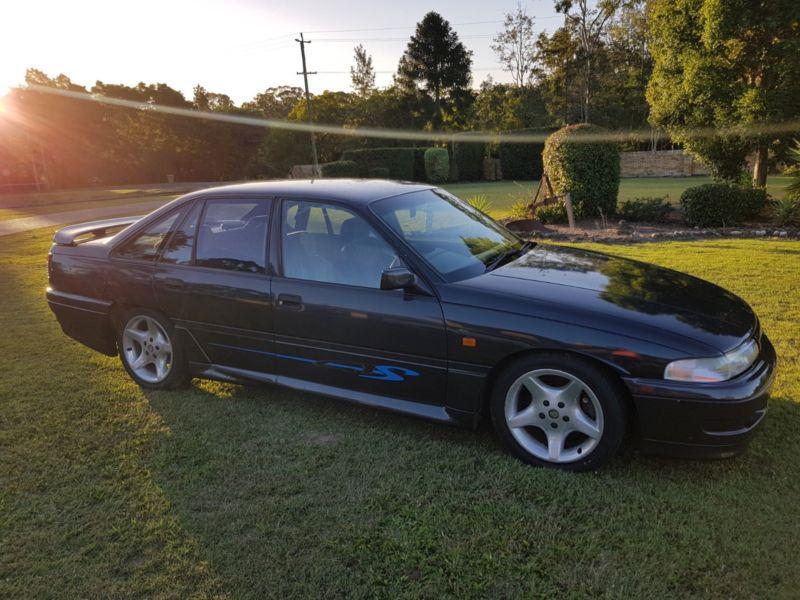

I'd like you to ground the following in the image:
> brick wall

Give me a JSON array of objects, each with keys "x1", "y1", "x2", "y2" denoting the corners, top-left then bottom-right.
[{"x1": 620, "y1": 150, "x2": 710, "y2": 178}]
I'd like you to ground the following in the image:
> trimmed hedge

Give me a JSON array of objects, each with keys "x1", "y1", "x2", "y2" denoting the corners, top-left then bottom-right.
[
  {"x1": 341, "y1": 147, "x2": 416, "y2": 180},
  {"x1": 452, "y1": 136, "x2": 485, "y2": 181},
  {"x1": 542, "y1": 124, "x2": 620, "y2": 218},
  {"x1": 617, "y1": 196, "x2": 672, "y2": 222},
  {"x1": 424, "y1": 148, "x2": 449, "y2": 183},
  {"x1": 498, "y1": 128, "x2": 552, "y2": 180},
  {"x1": 680, "y1": 183, "x2": 770, "y2": 227},
  {"x1": 368, "y1": 167, "x2": 390, "y2": 178},
  {"x1": 320, "y1": 160, "x2": 358, "y2": 178}
]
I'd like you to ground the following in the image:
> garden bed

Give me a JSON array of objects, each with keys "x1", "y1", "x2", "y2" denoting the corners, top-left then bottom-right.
[{"x1": 504, "y1": 217, "x2": 800, "y2": 243}]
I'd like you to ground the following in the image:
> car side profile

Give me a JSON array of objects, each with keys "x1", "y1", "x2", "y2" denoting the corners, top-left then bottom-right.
[{"x1": 46, "y1": 180, "x2": 776, "y2": 471}]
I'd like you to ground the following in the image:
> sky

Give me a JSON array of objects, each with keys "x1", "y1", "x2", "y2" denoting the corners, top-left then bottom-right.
[{"x1": 0, "y1": 0, "x2": 564, "y2": 104}]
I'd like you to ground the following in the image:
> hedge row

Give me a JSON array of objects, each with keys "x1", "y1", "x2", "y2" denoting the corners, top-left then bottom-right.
[
  {"x1": 498, "y1": 128, "x2": 553, "y2": 180},
  {"x1": 452, "y1": 136, "x2": 485, "y2": 181},
  {"x1": 320, "y1": 160, "x2": 358, "y2": 178},
  {"x1": 340, "y1": 147, "x2": 438, "y2": 181}
]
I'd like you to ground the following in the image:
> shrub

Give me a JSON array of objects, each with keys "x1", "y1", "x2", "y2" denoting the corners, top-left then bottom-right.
[
  {"x1": 534, "y1": 202, "x2": 568, "y2": 224},
  {"x1": 368, "y1": 167, "x2": 390, "y2": 179},
  {"x1": 466, "y1": 194, "x2": 493, "y2": 215},
  {"x1": 320, "y1": 160, "x2": 358, "y2": 178},
  {"x1": 738, "y1": 186, "x2": 769, "y2": 219},
  {"x1": 452, "y1": 136, "x2": 485, "y2": 181},
  {"x1": 424, "y1": 148, "x2": 449, "y2": 183},
  {"x1": 508, "y1": 200, "x2": 531, "y2": 220},
  {"x1": 617, "y1": 196, "x2": 672, "y2": 222},
  {"x1": 542, "y1": 123, "x2": 620, "y2": 218},
  {"x1": 679, "y1": 183, "x2": 770, "y2": 227},
  {"x1": 498, "y1": 128, "x2": 552, "y2": 180},
  {"x1": 770, "y1": 197, "x2": 800, "y2": 227},
  {"x1": 341, "y1": 148, "x2": 415, "y2": 180}
]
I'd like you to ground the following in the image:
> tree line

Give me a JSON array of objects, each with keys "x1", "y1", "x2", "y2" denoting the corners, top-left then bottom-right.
[{"x1": 1, "y1": 0, "x2": 798, "y2": 190}]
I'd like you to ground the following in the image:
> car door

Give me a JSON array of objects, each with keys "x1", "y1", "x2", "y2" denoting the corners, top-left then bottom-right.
[
  {"x1": 153, "y1": 196, "x2": 275, "y2": 376},
  {"x1": 270, "y1": 197, "x2": 448, "y2": 407}
]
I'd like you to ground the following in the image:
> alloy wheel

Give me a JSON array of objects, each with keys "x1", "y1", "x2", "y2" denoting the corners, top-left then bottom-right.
[
  {"x1": 121, "y1": 315, "x2": 173, "y2": 384},
  {"x1": 504, "y1": 368, "x2": 604, "y2": 463}
]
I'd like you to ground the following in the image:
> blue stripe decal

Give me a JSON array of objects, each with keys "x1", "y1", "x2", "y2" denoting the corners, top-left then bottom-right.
[{"x1": 207, "y1": 342, "x2": 420, "y2": 381}]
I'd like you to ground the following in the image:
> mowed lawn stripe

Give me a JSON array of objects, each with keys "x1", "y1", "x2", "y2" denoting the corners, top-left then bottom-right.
[{"x1": 1, "y1": 230, "x2": 799, "y2": 598}]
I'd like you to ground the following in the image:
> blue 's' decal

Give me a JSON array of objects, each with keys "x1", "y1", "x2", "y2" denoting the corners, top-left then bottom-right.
[
  {"x1": 359, "y1": 365, "x2": 420, "y2": 381},
  {"x1": 208, "y1": 342, "x2": 420, "y2": 381}
]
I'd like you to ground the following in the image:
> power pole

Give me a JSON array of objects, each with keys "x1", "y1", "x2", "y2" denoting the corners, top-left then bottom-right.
[{"x1": 295, "y1": 32, "x2": 319, "y2": 176}]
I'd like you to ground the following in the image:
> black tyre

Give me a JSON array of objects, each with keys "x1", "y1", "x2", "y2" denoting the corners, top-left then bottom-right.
[
  {"x1": 117, "y1": 308, "x2": 189, "y2": 390},
  {"x1": 490, "y1": 353, "x2": 627, "y2": 472}
]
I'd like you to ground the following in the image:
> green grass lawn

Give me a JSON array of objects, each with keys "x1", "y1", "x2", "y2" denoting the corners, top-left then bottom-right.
[
  {"x1": 443, "y1": 175, "x2": 792, "y2": 218},
  {"x1": 1, "y1": 229, "x2": 799, "y2": 597}
]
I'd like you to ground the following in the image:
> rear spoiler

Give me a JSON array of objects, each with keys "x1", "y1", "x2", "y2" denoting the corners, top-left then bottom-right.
[{"x1": 53, "y1": 215, "x2": 143, "y2": 246}]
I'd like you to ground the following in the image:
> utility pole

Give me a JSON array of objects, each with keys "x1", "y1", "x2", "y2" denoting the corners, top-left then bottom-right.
[{"x1": 295, "y1": 32, "x2": 319, "y2": 176}]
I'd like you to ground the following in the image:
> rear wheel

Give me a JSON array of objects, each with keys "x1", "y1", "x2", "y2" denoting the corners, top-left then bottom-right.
[
  {"x1": 490, "y1": 354, "x2": 626, "y2": 471},
  {"x1": 117, "y1": 309, "x2": 188, "y2": 390}
]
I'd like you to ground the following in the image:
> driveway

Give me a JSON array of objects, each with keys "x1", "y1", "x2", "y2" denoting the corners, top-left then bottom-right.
[{"x1": 0, "y1": 200, "x2": 167, "y2": 237}]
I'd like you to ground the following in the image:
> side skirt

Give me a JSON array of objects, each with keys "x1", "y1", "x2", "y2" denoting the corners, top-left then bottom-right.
[{"x1": 189, "y1": 361, "x2": 479, "y2": 428}]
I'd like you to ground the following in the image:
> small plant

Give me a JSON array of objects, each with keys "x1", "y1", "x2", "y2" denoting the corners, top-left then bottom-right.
[
  {"x1": 466, "y1": 194, "x2": 494, "y2": 215},
  {"x1": 770, "y1": 197, "x2": 800, "y2": 227},
  {"x1": 508, "y1": 200, "x2": 532, "y2": 220},
  {"x1": 617, "y1": 196, "x2": 672, "y2": 222},
  {"x1": 534, "y1": 202, "x2": 568, "y2": 224}
]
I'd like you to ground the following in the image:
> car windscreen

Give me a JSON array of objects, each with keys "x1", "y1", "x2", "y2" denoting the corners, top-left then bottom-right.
[{"x1": 371, "y1": 188, "x2": 522, "y2": 282}]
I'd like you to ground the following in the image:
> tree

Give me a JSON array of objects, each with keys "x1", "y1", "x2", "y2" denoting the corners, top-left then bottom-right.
[
  {"x1": 470, "y1": 79, "x2": 549, "y2": 131},
  {"x1": 648, "y1": 0, "x2": 800, "y2": 186},
  {"x1": 491, "y1": 2, "x2": 537, "y2": 87},
  {"x1": 555, "y1": 0, "x2": 624, "y2": 123},
  {"x1": 397, "y1": 11, "x2": 473, "y2": 127},
  {"x1": 241, "y1": 86, "x2": 304, "y2": 119},
  {"x1": 350, "y1": 44, "x2": 376, "y2": 96}
]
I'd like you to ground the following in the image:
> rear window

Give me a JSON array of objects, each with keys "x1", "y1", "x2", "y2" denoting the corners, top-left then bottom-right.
[{"x1": 194, "y1": 199, "x2": 271, "y2": 273}]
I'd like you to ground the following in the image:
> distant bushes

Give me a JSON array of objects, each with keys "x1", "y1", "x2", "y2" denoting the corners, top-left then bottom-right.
[
  {"x1": 542, "y1": 124, "x2": 620, "y2": 218},
  {"x1": 341, "y1": 147, "x2": 415, "y2": 180},
  {"x1": 452, "y1": 136, "x2": 485, "y2": 181},
  {"x1": 680, "y1": 183, "x2": 770, "y2": 227},
  {"x1": 368, "y1": 167, "x2": 390, "y2": 178},
  {"x1": 424, "y1": 148, "x2": 449, "y2": 183},
  {"x1": 617, "y1": 196, "x2": 672, "y2": 222},
  {"x1": 498, "y1": 128, "x2": 551, "y2": 180},
  {"x1": 320, "y1": 160, "x2": 358, "y2": 178}
]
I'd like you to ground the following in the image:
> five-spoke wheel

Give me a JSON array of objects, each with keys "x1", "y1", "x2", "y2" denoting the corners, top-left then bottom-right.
[
  {"x1": 117, "y1": 309, "x2": 188, "y2": 390},
  {"x1": 491, "y1": 354, "x2": 626, "y2": 471}
]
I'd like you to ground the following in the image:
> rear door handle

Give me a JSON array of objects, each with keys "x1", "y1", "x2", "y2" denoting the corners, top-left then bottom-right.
[
  {"x1": 277, "y1": 293, "x2": 303, "y2": 310},
  {"x1": 162, "y1": 277, "x2": 185, "y2": 290}
]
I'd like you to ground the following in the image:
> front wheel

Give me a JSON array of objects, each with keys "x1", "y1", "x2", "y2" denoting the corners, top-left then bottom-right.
[
  {"x1": 117, "y1": 309, "x2": 189, "y2": 390},
  {"x1": 490, "y1": 353, "x2": 627, "y2": 471}
]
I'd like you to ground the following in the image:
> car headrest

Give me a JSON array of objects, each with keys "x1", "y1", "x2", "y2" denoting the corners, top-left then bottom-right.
[{"x1": 340, "y1": 217, "x2": 371, "y2": 242}]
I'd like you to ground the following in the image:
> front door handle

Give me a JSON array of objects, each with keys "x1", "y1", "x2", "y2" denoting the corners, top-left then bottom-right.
[
  {"x1": 277, "y1": 293, "x2": 303, "y2": 310},
  {"x1": 162, "y1": 277, "x2": 185, "y2": 290}
]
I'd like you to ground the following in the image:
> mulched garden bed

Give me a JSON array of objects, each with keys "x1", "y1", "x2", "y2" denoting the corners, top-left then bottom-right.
[{"x1": 503, "y1": 217, "x2": 800, "y2": 243}]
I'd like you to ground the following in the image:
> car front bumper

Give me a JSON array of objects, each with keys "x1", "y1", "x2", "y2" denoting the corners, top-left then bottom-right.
[{"x1": 623, "y1": 334, "x2": 776, "y2": 459}]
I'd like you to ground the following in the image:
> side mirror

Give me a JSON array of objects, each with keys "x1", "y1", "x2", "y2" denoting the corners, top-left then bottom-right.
[{"x1": 380, "y1": 266, "x2": 417, "y2": 291}]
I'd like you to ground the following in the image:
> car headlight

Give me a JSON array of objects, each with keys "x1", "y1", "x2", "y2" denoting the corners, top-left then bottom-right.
[{"x1": 664, "y1": 338, "x2": 760, "y2": 383}]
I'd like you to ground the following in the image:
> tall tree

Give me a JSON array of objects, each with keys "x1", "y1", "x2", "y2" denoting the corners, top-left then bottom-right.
[
  {"x1": 555, "y1": 0, "x2": 624, "y2": 123},
  {"x1": 647, "y1": 0, "x2": 800, "y2": 185},
  {"x1": 397, "y1": 11, "x2": 473, "y2": 127},
  {"x1": 350, "y1": 44, "x2": 376, "y2": 96},
  {"x1": 491, "y1": 2, "x2": 537, "y2": 87}
]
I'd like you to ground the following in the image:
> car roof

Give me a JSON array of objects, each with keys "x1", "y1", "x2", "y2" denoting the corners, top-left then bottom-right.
[{"x1": 184, "y1": 179, "x2": 436, "y2": 205}]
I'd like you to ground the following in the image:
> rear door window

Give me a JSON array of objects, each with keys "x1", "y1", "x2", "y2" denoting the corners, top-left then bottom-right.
[
  {"x1": 195, "y1": 199, "x2": 271, "y2": 274},
  {"x1": 114, "y1": 210, "x2": 183, "y2": 261},
  {"x1": 160, "y1": 201, "x2": 203, "y2": 265}
]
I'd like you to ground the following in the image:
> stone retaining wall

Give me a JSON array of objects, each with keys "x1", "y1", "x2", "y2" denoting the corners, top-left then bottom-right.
[{"x1": 620, "y1": 150, "x2": 710, "y2": 178}]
